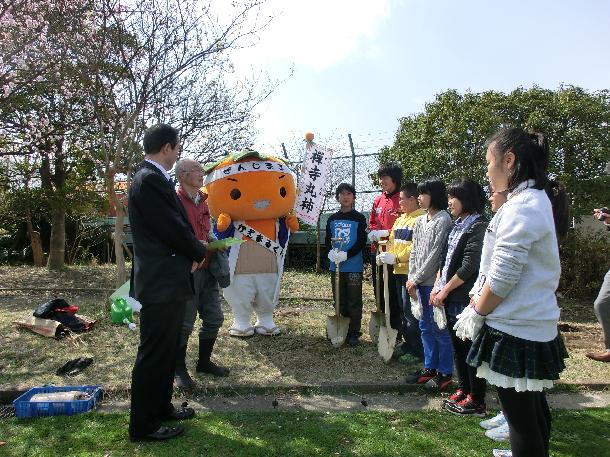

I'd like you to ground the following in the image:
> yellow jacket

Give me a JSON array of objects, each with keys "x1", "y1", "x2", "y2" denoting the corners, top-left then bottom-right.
[{"x1": 387, "y1": 208, "x2": 426, "y2": 275}]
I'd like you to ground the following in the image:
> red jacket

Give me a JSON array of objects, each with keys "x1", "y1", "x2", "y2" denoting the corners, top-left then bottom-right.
[
  {"x1": 368, "y1": 191, "x2": 401, "y2": 253},
  {"x1": 176, "y1": 187, "x2": 211, "y2": 242}
]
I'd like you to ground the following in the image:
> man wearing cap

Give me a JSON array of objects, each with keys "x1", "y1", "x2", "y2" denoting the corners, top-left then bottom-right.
[
  {"x1": 173, "y1": 158, "x2": 230, "y2": 389},
  {"x1": 128, "y1": 124, "x2": 207, "y2": 442}
]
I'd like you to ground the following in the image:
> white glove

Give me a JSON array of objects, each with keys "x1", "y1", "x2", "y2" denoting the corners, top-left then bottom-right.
[
  {"x1": 453, "y1": 306, "x2": 485, "y2": 341},
  {"x1": 433, "y1": 306, "x2": 447, "y2": 329},
  {"x1": 375, "y1": 254, "x2": 382, "y2": 266},
  {"x1": 335, "y1": 250, "x2": 347, "y2": 263},
  {"x1": 327, "y1": 250, "x2": 338, "y2": 263},
  {"x1": 411, "y1": 290, "x2": 423, "y2": 320},
  {"x1": 367, "y1": 229, "x2": 390, "y2": 243},
  {"x1": 378, "y1": 252, "x2": 395, "y2": 265}
]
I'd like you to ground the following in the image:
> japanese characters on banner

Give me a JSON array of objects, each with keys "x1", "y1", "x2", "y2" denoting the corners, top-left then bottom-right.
[{"x1": 295, "y1": 142, "x2": 333, "y2": 226}]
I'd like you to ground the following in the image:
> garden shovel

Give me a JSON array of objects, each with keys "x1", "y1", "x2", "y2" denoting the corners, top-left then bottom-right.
[
  {"x1": 368, "y1": 244, "x2": 384, "y2": 345},
  {"x1": 326, "y1": 238, "x2": 350, "y2": 348},
  {"x1": 377, "y1": 247, "x2": 397, "y2": 362}
]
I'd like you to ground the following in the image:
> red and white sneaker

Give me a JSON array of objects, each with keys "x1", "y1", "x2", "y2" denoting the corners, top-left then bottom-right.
[
  {"x1": 443, "y1": 389, "x2": 467, "y2": 406},
  {"x1": 445, "y1": 394, "x2": 487, "y2": 417}
]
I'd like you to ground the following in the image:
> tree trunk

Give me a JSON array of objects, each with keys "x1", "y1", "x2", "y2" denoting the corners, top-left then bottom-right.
[
  {"x1": 114, "y1": 202, "x2": 127, "y2": 286},
  {"x1": 47, "y1": 207, "x2": 66, "y2": 270},
  {"x1": 25, "y1": 209, "x2": 45, "y2": 267}
]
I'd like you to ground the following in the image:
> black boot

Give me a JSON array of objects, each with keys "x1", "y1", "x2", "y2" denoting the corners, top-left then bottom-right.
[
  {"x1": 175, "y1": 344, "x2": 195, "y2": 390},
  {"x1": 196, "y1": 336, "x2": 230, "y2": 377}
]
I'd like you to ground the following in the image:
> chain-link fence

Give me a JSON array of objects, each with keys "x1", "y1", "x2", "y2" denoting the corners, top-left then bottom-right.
[{"x1": 279, "y1": 131, "x2": 395, "y2": 215}]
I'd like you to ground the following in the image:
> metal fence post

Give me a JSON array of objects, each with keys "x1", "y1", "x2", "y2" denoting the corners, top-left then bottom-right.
[{"x1": 348, "y1": 133, "x2": 356, "y2": 188}]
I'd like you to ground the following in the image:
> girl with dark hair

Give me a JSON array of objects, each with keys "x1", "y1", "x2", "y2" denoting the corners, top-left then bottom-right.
[
  {"x1": 455, "y1": 128, "x2": 569, "y2": 457},
  {"x1": 430, "y1": 179, "x2": 489, "y2": 416},
  {"x1": 405, "y1": 178, "x2": 453, "y2": 390}
]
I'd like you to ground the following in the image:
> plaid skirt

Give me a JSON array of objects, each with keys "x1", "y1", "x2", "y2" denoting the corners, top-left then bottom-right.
[{"x1": 467, "y1": 324, "x2": 569, "y2": 381}]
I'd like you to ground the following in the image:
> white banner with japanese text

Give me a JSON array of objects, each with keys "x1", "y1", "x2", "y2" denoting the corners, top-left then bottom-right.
[{"x1": 295, "y1": 142, "x2": 333, "y2": 226}]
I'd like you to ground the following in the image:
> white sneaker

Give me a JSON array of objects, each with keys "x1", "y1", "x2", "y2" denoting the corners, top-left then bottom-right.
[
  {"x1": 480, "y1": 411, "x2": 506, "y2": 430},
  {"x1": 485, "y1": 422, "x2": 510, "y2": 442},
  {"x1": 492, "y1": 449, "x2": 512, "y2": 457}
]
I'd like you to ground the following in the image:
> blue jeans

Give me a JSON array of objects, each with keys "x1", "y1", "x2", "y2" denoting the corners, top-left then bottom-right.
[
  {"x1": 395, "y1": 274, "x2": 423, "y2": 358},
  {"x1": 418, "y1": 285, "x2": 453, "y2": 375}
]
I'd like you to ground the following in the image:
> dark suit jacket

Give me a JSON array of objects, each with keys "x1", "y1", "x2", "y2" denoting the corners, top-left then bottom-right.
[
  {"x1": 128, "y1": 161, "x2": 206, "y2": 304},
  {"x1": 438, "y1": 217, "x2": 488, "y2": 305}
]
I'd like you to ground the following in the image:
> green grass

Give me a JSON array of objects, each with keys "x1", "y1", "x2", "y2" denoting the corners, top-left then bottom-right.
[{"x1": 1, "y1": 409, "x2": 609, "y2": 457}]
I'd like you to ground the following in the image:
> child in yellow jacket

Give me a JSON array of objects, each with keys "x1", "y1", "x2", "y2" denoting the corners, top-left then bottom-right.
[{"x1": 377, "y1": 183, "x2": 425, "y2": 361}]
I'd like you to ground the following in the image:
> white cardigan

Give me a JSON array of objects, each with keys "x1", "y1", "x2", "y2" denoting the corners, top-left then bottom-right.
[{"x1": 472, "y1": 181, "x2": 561, "y2": 342}]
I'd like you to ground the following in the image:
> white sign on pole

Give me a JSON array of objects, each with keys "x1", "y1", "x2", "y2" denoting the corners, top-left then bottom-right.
[{"x1": 295, "y1": 142, "x2": 332, "y2": 226}]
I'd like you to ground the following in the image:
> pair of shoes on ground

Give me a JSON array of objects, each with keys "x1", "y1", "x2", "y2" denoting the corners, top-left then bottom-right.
[
  {"x1": 480, "y1": 412, "x2": 509, "y2": 442},
  {"x1": 586, "y1": 350, "x2": 610, "y2": 363},
  {"x1": 443, "y1": 391, "x2": 486, "y2": 417},
  {"x1": 229, "y1": 325, "x2": 281, "y2": 337},
  {"x1": 405, "y1": 368, "x2": 453, "y2": 391},
  {"x1": 56, "y1": 357, "x2": 93, "y2": 376},
  {"x1": 129, "y1": 403, "x2": 195, "y2": 442}
]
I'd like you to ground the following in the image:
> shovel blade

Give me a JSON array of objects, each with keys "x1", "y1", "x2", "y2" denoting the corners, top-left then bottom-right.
[
  {"x1": 368, "y1": 311, "x2": 384, "y2": 345},
  {"x1": 326, "y1": 315, "x2": 350, "y2": 348},
  {"x1": 378, "y1": 325, "x2": 398, "y2": 363}
]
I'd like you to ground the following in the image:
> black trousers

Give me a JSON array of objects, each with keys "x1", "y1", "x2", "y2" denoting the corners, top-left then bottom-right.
[
  {"x1": 331, "y1": 271, "x2": 363, "y2": 336},
  {"x1": 497, "y1": 387, "x2": 552, "y2": 457},
  {"x1": 370, "y1": 254, "x2": 401, "y2": 336},
  {"x1": 129, "y1": 299, "x2": 186, "y2": 437},
  {"x1": 447, "y1": 310, "x2": 486, "y2": 403}
]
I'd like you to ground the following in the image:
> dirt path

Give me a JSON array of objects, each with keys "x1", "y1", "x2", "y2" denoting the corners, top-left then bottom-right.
[{"x1": 98, "y1": 391, "x2": 610, "y2": 414}]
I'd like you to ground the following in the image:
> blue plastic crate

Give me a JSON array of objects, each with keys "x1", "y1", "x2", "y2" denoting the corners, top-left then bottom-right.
[{"x1": 13, "y1": 385, "x2": 102, "y2": 418}]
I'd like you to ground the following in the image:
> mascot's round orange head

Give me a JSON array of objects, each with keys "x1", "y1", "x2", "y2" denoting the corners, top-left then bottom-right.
[{"x1": 203, "y1": 149, "x2": 297, "y2": 221}]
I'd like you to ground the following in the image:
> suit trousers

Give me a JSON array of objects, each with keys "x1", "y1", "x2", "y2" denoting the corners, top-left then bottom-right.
[{"x1": 129, "y1": 299, "x2": 187, "y2": 437}]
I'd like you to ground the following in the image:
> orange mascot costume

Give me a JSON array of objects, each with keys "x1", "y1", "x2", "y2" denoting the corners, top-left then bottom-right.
[{"x1": 204, "y1": 149, "x2": 299, "y2": 336}]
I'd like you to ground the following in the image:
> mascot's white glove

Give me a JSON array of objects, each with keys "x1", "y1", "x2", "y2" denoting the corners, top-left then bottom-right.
[
  {"x1": 334, "y1": 250, "x2": 347, "y2": 263},
  {"x1": 453, "y1": 306, "x2": 485, "y2": 341},
  {"x1": 433, "y1": 306, "x2": 447, "y2": 329},
  {"x1": 368, "y1": 229, "x2": 390, "y2": 243},
  {"x1": 411, "y1": 290, "x2": 423, "y2": 320},
  {"x1": 377, "y1": 252, "x2": 395, "y2": 265}
]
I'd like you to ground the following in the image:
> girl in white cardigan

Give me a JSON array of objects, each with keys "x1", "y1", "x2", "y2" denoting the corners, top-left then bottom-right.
[{"x1": 455, "y1": 128, "x2": 569, "y2": 457}]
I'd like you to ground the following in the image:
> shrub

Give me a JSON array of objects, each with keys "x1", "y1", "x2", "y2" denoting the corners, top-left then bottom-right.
[{"x1": 559, "y1": 228, "x2": 610, "y2": 299}]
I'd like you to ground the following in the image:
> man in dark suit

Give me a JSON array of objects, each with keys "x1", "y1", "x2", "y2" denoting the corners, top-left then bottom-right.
[{"x1": 128, "y1": 124, "x2": 207, "y2": 441}]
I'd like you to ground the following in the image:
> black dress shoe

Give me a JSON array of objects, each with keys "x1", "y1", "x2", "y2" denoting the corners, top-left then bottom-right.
[
  {"x1": 129, "y1": 425, "x2": 184, "y2": 442},
  {"x1": 161, "y1": 405, "x2": 195, "y2": 420}
]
